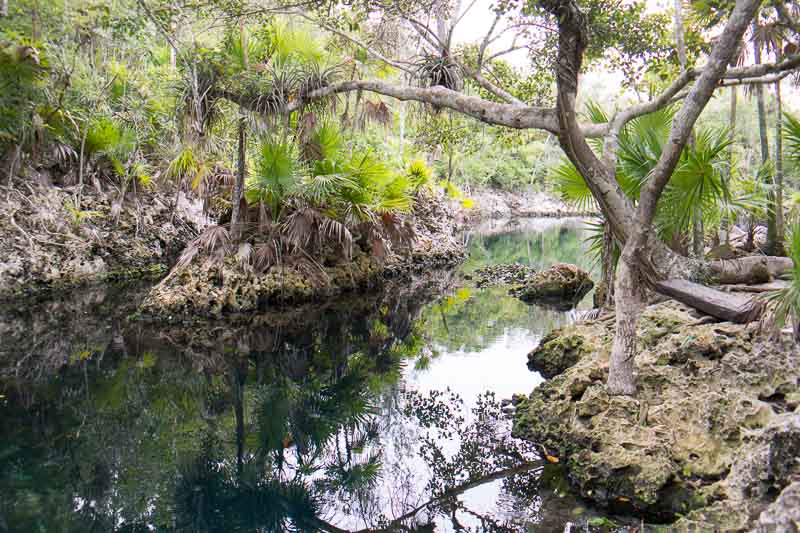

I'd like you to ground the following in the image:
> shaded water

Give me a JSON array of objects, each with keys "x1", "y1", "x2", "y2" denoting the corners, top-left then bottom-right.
[{"x1": 0, "y1": 218, "x2": 628, "y2": 532}]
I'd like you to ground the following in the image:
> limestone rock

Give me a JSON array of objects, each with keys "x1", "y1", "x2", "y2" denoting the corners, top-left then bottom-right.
[
  {"x1": 754, "y1": 482, "x2": 800, "y2": 532},
  {"x1": 527, "y1": 328, "x2": 589, "y2": 378},
  {"x1": 512, "y1": 300, "x2": 800, "y2": 528},
  {"x1": 511, "y1": 263, "x2": 594, "y2": 308}
]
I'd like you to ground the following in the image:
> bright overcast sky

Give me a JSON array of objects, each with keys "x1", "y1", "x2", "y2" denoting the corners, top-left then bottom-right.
[{"x1": 452, "y1": 0, "x2": 673, "y2": 70}]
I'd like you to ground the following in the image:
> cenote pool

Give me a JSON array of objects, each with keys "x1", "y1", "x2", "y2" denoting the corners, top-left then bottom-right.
[{"x1": 0, "y1": 217, "x2": 636, "y2": 532}]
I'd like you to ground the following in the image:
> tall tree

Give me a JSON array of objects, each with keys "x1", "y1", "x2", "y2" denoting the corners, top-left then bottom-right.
[
  {"x1": 230, "y1": 24, "x2": 248, "y2": 241},
  {"x1": 220, "y1": 0, "x2": 797, "y2": 394},
  {"x1": 752, "y1": 18, "x2": 778, "y2": 253}
]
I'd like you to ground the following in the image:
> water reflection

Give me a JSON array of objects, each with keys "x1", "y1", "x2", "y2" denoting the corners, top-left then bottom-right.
[{"x1": 0, "y1": 218, "x2": 628, "y2": 532}]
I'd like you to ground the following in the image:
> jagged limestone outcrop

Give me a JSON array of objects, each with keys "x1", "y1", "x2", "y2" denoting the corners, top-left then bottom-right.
[
  {"x1": 0, "y1": 186, "x2": 197, "y2": 297},
  {"x1": 512, "y1": 263, "x2": 594, "y2": 307},
  {"x1": 512, "y1": 301, "x2": 800, "y2": 528},
  {"x1": 140, "y1": 193, "x2": 466, "y2": 318}
]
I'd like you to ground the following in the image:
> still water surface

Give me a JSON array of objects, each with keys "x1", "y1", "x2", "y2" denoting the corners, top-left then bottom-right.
[{"x1": 0, "y1": 218, "x2": 628, "y2": 532}]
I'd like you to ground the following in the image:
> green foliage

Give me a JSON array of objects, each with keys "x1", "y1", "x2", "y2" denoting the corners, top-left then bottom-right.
[
  {"x1": 406, "y1": 158, "x2": 432, "y2": 191},
  {"x1": 765, "y1": 222, "x2": 800, "y2": 340},
  {"x1": 552, "y1": 104, "x2": 735, "y2": 242},
  {"x1": 247, "y1": 139, "x2": 298, "y2": 218},
  {"x1": 0, "y1": 39, "x2": 48, "y2": 148},
  {"x1": 784, "y1": 112, "x2": 800, "y2": 170}
]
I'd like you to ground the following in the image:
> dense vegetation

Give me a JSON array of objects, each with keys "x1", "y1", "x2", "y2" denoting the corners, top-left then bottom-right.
[{"x1": 2, "y1": 0, "x2": 800, "y2": 385}]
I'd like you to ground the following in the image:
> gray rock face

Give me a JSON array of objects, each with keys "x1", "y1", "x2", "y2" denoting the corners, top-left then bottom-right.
[
  {"x1": 0, "y1": 186, "x2": 196, "y2": 297},
  {"x1": 512, "y1": 301, "x2": 800, "y2": 529},
  {"x1": 755, "y1": 482, "x2": 800, "y2": 532}
]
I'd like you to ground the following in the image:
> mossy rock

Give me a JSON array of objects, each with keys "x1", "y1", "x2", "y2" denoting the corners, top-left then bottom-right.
[
  {"x1": 512, "y1": 300, "x2": 800, "y2": 528},
  {"x1": 512, "y1": 263, "x2": 594, "y2": 307},
  {"x1": 527, "y1": 329, "x2": 587, "y2": 378}
]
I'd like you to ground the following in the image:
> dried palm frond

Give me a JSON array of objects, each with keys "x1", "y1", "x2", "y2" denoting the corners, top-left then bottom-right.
[
  {"x1": 380, "y1": 212, "x2": 416, "y2": 250},
  {"x1": 176, "y1": 224, "x2": 232, "y2": 268},
  {"x1": 360, "y1": 100, "x2": 392, "y2": 130},
  {"x1": 236, "y1": 242, "x2": 253, "y2": 272},
  {"x1": 283, "y1": 207, "x2": 354, "y2": 258},
  {"x1": 253, "y1": 239, "x2": 281, "y2": 272}
]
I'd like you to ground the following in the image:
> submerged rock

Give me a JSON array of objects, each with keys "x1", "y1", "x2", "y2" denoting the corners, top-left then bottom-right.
[
  {"x1": 511, "y1": 263, "x2": 594, "y2": 307},
  {"x1": 512, "y1": 301, "x2": 800, "y2": 528}
]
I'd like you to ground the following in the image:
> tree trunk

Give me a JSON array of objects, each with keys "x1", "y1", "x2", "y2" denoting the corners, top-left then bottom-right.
[
  {"x1": 752, "y1": 22, "x2": 777, "y2": 254},
  {"x1": 722, "y1": 86, "x2": 737, "y2": 245},
  {"x1": 1, "y1": 0, "x2": 8, "y2": 17},
  {"x1": 773, "y1": 57, "x2": 785, "y2": 255},
  {"x1": 600, "y1": 220, "x2": 616, "y2": 307},
  {"x1": 692, "y1": 211, "x2": 704, "y2": 257},
  {"x1": 77, "y1": 126, "x2": 88, "y2": 210},
  {"x1": 231, "y1": 113, "x2": 246, "y2": 241},
  {"x1": 607, "y1": 249, "x2": 645, "y2": 395}
]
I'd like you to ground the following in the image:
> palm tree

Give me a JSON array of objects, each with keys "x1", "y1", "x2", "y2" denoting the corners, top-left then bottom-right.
[
  {"x1": 552, "y1": 105, "x2": 734, "y2": 290},
  {"x1": 752, "y1": 15, "x2": 787, "y2": 255}
]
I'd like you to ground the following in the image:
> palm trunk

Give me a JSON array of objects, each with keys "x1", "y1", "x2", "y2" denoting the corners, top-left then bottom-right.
[
  {"x1": 600, "y1": 221, "x2": 616, "y2": 307},
  {"x1": 722, "y1": 86, "x2": 737, "y2": 246},
  {"x1": 752, "y1": 22, "x2": 776, "y2": 253},
  {"x1": 231, "y1": 113, "x2": 246, "y2": 241},
  {"x1": 773, "y1": 60, "x2": 785, "y2": 255}
]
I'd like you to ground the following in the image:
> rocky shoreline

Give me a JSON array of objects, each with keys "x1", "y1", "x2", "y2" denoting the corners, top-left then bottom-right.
[
  {"x1": 512, "y1": 300, "x2": 800, "y2": 531},
  {"x1": 458, "y1": 187, "x2": 598, "y2": 222},
  {"x1": 0, "y1": 185, "x2": 199, "y2": 299},
  {"x1": 138, "y1": 192, "x2": 466, "y2": 319},
  {"x1": 0, "y1": 185, "x2": 466, "y2": 309}
]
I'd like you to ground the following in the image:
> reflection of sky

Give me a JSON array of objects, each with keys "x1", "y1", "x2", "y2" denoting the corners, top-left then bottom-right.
[
  {"x1": 408, "y1": 329, "x2": 542, "y2": 404},
  {"x1": 322, "y1": 220, "x2": 593, "y2": 531}
]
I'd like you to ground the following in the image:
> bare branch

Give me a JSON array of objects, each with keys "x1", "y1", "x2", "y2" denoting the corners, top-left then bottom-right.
[{"x1": 601, "y1": 69, "x2": 694, "y2": 169}]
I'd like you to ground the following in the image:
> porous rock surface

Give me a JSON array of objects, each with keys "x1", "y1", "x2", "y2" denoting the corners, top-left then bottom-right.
[
  {"x1": 512, "y1": 301, "x2": 800, "y2": 529},
  {"x1": 511, "y1": 262, "x2": 594, "y2": 305},
  {"x1": 0, "y1": 185, "x2": 196, "y2": 298}
]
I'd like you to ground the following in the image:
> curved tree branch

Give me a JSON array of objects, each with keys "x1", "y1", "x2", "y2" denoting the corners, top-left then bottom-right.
[{"x1": 287, "y1": 80, "x2": 561, "y2": 131}]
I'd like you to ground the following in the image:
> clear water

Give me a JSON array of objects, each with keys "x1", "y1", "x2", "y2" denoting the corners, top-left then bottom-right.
[{"x1": 0, "y1": 217, "x2": 630, "y2": 532}]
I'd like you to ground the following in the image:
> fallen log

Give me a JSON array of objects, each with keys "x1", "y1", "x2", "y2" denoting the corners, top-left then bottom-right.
[
  {"x1": 710, "y1": 256, "x2": 793, "y2": 284},
  {"x1": 719, "y1": 280, "x2": 790, "y2": 293},
  {"x1": 655, "y1": 279, "x2": 764, "y2": 323}
]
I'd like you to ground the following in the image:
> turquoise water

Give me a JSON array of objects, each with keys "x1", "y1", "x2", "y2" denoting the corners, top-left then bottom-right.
[{"x1": 0, "y1": 218, "x2": 632, "y2": 532}]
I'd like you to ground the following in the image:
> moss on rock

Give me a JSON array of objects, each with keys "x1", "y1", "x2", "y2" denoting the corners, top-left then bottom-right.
[
  {"x1": 512, "y1": 263, "x2": 594, "y2": 307},
  {"x1": 512, "y1": 300, "x2": 800, "y2": 528},
  {"x1": 527, "y1": 328, "x2": 588, "y2": 378}
]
